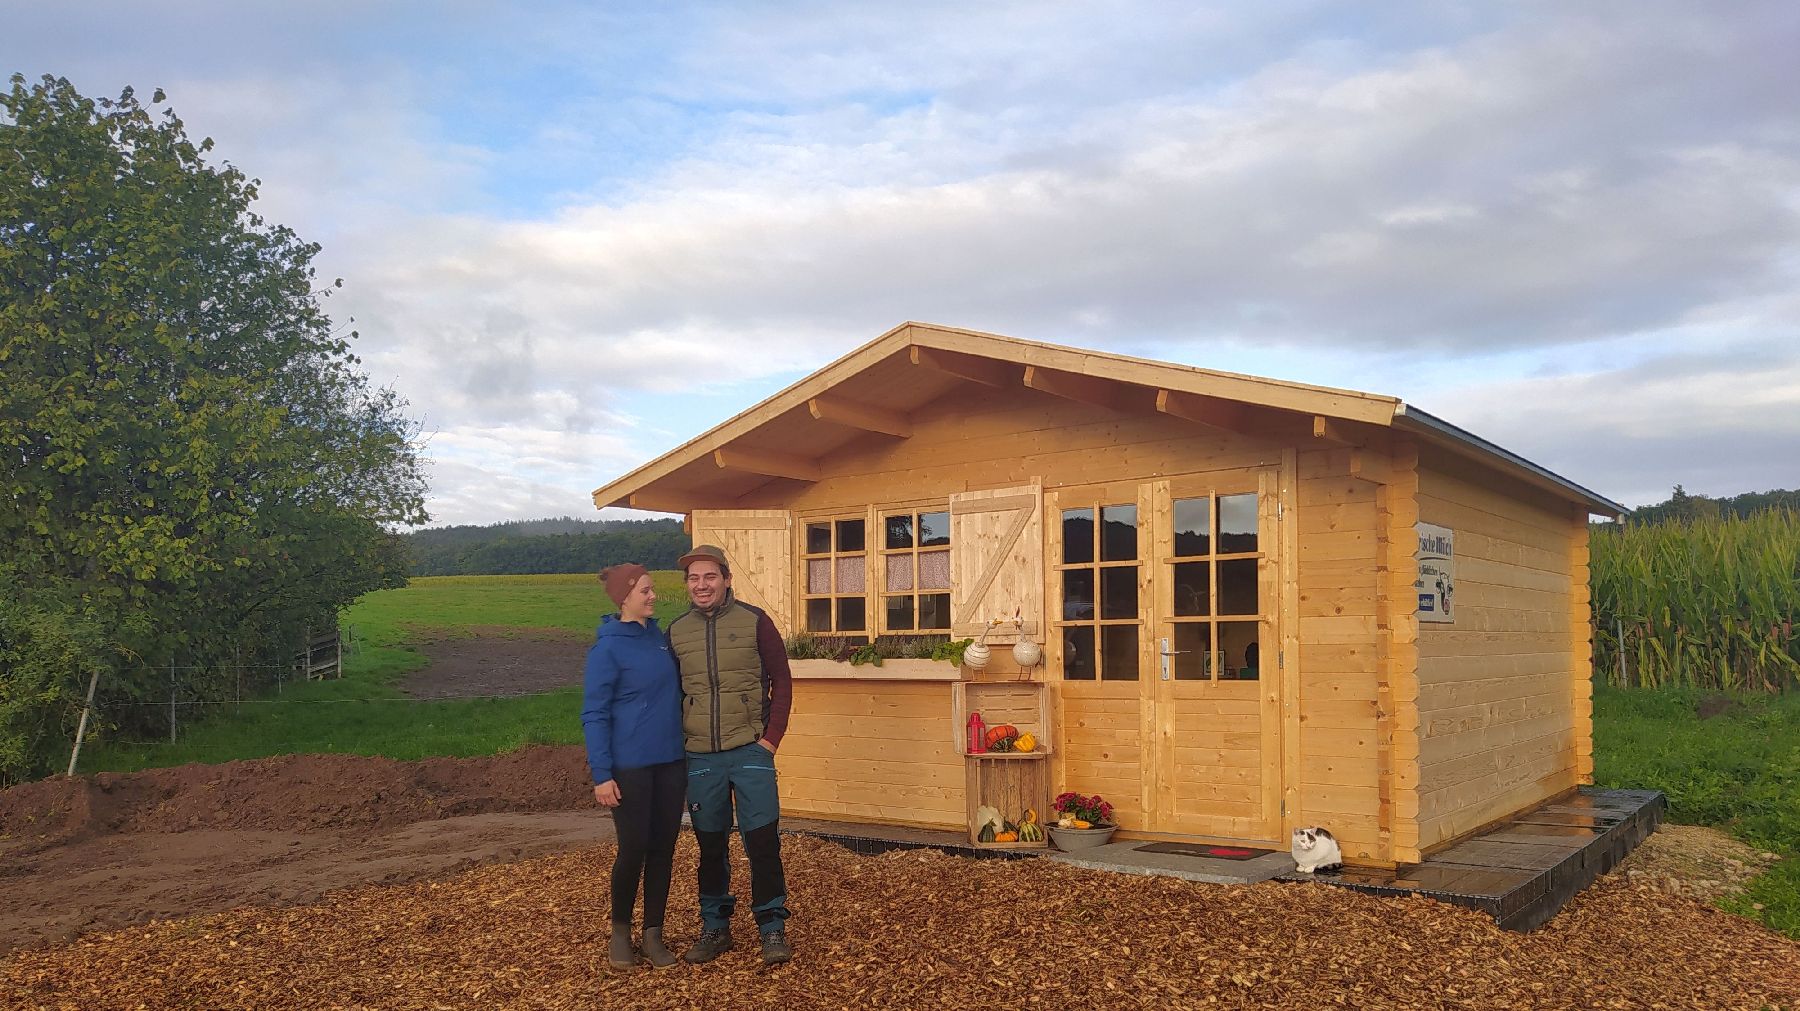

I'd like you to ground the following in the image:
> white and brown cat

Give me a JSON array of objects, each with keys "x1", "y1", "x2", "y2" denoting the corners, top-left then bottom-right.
[{"x1": 1290, "y1": 827, "x2": 1344, "y2": 874}]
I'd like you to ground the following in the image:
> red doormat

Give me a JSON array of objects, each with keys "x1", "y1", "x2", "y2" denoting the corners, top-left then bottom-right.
[{"x1": 1134, "y1": 842, "x2": 1275, "y2": 861}]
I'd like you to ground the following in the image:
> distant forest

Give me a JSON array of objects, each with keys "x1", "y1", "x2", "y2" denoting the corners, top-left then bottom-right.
[
  {"x1": 1622, "y1": 486, "x2": 1800, "y2": 524},
  {"x1": 403, "y1": 485, "x2": 1797, "y2": 576},
  {"x1": 405, "y1": 517, "x2": 687, "y2": 575}
]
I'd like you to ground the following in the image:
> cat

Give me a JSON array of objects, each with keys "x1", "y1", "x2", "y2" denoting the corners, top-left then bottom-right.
[{"x1": 1290, "y1": 826, "x2": 1344, "y2": 874}]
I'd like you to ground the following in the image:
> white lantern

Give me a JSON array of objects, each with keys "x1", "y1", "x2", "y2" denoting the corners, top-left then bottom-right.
[
  {"x1": 1011, "y1": 638, "x2": 1042, "y2": 668},
  {"x1": 963, "y1": 640, "x2": 991, "y2": 670}
]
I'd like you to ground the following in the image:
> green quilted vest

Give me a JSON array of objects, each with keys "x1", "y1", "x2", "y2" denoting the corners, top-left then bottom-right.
[{"x1": 667, "y1": 590, "x2": 768, "y2": 753}]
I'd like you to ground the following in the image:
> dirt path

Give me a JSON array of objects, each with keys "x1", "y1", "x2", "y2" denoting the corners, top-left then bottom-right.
[
  {"x1": 0, "y1": 746, "x2": 603, "y2": 957},
  {"x1": 0, "y1": 812, "x2": 613, "y2": 955},
  {"x1": 400, "y1": 627, "x2": 590, "y2": 698}
]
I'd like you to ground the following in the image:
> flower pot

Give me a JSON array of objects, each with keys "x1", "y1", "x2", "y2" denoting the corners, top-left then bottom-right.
[{"x1": 1049, "y1": 824, "x2": 1118, "y2": 851}]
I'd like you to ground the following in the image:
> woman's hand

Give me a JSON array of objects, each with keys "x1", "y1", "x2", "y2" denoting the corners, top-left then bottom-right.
[{"x1": 594, "y1": 780, "x2": 622, "y2": 807}]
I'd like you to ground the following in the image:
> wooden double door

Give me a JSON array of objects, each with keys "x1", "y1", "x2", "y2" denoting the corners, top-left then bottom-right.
[{"x1": 1049, "y1": 468, "x2": 1287, "y2": 843}]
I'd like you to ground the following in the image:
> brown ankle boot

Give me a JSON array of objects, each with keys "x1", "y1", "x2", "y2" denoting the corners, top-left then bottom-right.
[
  {"x1": 640, "y1": 926, "x2": 677, "y2": 968},
  {"x1": 607, "y1": 922, "x2": 636, "y2": 970}
]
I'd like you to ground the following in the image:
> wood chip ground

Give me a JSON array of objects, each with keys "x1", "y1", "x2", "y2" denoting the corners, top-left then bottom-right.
[{"x1": 5, "y1": 836, "x2": 1797, "y2": 1010}]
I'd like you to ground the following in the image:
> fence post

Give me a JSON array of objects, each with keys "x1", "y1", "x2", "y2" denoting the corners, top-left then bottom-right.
[
  {"x1": 169, "y1": 658, "x2": 178, "y2": 743},
  {"x1": 1615, "y1": 616, "x2": 1625, "y2": 685},
  {"x1": 66, "y1": 667, "x2": 101, "y2": 777}
]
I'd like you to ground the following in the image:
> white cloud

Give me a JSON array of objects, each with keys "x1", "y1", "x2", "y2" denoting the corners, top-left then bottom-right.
[{"x1": 10, "y1": 0, "x2": 1799, "y2": 523}]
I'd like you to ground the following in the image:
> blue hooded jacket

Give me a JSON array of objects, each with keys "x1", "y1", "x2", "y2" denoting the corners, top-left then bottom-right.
[{"x1": 580, "y1": 614, "x2": 684, "y2": 784}]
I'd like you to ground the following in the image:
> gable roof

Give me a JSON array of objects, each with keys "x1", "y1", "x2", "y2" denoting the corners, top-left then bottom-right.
[{"x1": 592, "y1": 322, "x2": 1624, "y2": 517}]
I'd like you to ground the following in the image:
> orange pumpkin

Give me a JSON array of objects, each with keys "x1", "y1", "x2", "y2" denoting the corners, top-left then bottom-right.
[{"x1": 983, "y1": 724, "x2": 1018, "y2": 749}]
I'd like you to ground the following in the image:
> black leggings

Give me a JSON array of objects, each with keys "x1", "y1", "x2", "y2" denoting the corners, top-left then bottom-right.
[{"x1": 610, "y1": 759, "x2": 685, "y2": 927}]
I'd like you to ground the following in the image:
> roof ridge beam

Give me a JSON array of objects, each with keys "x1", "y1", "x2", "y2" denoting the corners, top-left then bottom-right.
[
  {"x1": 1023, "y1": 365, "x2": 1125, "y2": 411},
  {"x1": 910, "y1": 345, "x2": 1014, "y2": 387},
  {"x1": 808, "y1": 395, "x2": 912, "y2": 438},
  {"x1": 713, "y1": 446, "x2": 821, "y2": 483}
]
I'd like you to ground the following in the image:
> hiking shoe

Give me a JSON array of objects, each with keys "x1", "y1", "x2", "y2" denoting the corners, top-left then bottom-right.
[
  {"x1": 759, "y1": 929, "x2": 792, "y2": 966},
  {"x1": 683, "y1": 927, "x2": 734, "y2": 964}
]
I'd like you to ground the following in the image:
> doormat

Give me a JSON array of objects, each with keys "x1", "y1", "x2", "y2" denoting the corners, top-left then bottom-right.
[{"x1": 1135, "y1": 842, "x2": 1274, "y2": 861}]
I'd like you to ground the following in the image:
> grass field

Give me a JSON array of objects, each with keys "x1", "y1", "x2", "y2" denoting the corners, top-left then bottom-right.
[
  {"x1": 70, "y1": 575, "x2": 1800, "y2": 938},
  {"x1": 74, "y1": 573, "x2": 690, "y2": 771},
  {"x1": 1592, "y1": 685, "x2": 1800, "y2": 937}
]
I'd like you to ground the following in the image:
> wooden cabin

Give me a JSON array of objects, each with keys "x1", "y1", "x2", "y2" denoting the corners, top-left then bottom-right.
[{"x1": 592, "y1": 323, "x2": 1624, "y2": 866}]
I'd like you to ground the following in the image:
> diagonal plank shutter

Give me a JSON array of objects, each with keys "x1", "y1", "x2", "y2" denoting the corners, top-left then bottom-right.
[
  {"x1": 949, "y1": 484, "x2": 1043, "y2": 641},
  {"x1": 689, "y1": 510, "x2": 794, "y2": 634}
]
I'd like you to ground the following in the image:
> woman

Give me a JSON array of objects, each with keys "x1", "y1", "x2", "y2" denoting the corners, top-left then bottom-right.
[{"x1": 582, "y1": 563, "x2": 685, "y2": 970}]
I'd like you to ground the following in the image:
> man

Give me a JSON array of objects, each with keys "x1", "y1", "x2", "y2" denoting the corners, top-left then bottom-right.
[{"x1": 666, "y1": 544, "x2": 794, "y2": 966}]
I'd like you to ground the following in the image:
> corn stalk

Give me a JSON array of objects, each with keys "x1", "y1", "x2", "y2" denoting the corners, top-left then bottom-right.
[{"x1": 1591, "y1": 509, "x2": 1800, "y2": 691}]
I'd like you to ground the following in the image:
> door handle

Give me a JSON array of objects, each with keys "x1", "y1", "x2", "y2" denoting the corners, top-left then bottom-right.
[{"x1": 1158, "y1": 638, "x2": 1186, "y2": 680}]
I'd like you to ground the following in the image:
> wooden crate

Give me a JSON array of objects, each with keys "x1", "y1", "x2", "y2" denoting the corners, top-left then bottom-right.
[
  {"x1": 950, "y1": 681, "x2": 1051, "y2": 756},
  {"x1": 965, "y1": 753, "x2": 1050, "y2": 848}
]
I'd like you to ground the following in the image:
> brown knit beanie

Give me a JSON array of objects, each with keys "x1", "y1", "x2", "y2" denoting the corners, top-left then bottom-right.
[{"x1": 600, "y1": 563, "x2": 650, "y2": 608}]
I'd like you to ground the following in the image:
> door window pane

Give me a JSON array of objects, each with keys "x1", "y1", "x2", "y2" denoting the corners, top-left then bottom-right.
[
  {"x1": 918, "y1": 549, "x2": 951, "y2": 590},
  {"x1": 806, "y1": 598, "x2": 832, "y2": 632},
  {"x1": 919, "y1": 511, "x2": 950, "y2": 547},
  {"x1": 885, "y1": 596, "x2": 914, "y2": 631},
  {"x1": 1218, "y1": 558, "x2": 1259, "y2": 615},
  {"x1": 1173, "y1": 497, "x2": 1211, "y2": 557},
  {"x1": 1172, "y1": 561, "x2": 1210, "y2": 617},
  {"x1": 1219, "y1": 621, "x2": 1260, "y2": 680},
  {"x1": 1062, "y1": 569, "x2": 1095, "y2": 621},
  {"x1": 1218, "y1": 493, "x2": 1258, "y2": 553},
  {"x1": 836, "y1": 597, "x2": 867, "y2": 632},
  {"x1": 807, "y1": 558, "x2": 832, "y2": 594},
  {"x1": 1100, "y1": 625, "x2": 1140, "y2": 681},
  {"x1": 1063, "y1": 626, "x2": 1095, "y2": 680},
  {"x1": 884, "y1": 514, "x2": 913, "y2": 550},
  {"x1": 836, "y1": 519, "x2": 866, "y2": 553},
  {"x1": 1062, "y1": 508, "x2": 1095, "y2": 564},
  {"x1": 1172, "y1": 622, "x2": 1213, "y2": 680},
  {"x1": 1100, "y1": 505, "x2": 1138, "y2": 561},
  {"x1": 919, "y1": 593, "x2": 950, "y2": 629},
  {"x1": 885, "y1": 555, "x2": 914, "y2": 592},
  {"x1": 1101, "y1": 566, "x2": 1138, "y2": 620},
  {"x1": 807, "y1": 523, "x2": 832, "y2": 554}
]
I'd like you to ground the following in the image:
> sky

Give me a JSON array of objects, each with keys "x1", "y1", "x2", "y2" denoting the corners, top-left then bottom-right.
[{"x1": 8, "y1": 1, "x2": 1798, "y2": 526}]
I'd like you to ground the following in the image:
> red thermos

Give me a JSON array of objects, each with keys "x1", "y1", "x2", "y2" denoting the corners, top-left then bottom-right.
[{"x1": 967, "y1": 710, "x2": 986, "y2": 754}]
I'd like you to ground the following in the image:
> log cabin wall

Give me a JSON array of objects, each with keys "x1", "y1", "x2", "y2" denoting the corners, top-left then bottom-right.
[
  {"x1": 1292, "y1": 446, "x2": 1398, "y2": 866},
  {"x1": 1412, "y1": 446, "x2": 1587, "y2": 853},
  {"x1": 732, "y1": 384, "x2": 1289, "y2": 833}
]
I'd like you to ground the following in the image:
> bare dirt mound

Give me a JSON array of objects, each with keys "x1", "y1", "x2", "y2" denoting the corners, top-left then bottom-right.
[
  {"x1": 0, "y1": 747, "x2": 606, "y2": 956},
  {"x1": 401, "y1": 627, "x2": 590, "y2": 698},
  {"x1": 0, "y1": 746, "x2": 592, "y2": 851}
]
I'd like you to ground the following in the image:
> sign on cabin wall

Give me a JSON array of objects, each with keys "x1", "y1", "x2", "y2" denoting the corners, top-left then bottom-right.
[{"x1": 1415, "y1": 522, "x2": 1456, "y2": 624}]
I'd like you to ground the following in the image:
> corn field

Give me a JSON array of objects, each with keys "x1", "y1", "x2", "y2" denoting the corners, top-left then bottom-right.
[{"x1": 1591, "y1": 509, "x2": 1800, "y2": 691}]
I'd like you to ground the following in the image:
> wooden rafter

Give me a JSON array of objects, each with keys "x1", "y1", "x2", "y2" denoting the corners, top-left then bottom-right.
[
  {"x1": 1022, "y1": 365, "x2": 1125, "y2": 410},
  {"x1": 629, "y1": 490, "x2": 731, "y2": 513},
  {"x1": 910, "y1": 344, "x2": 1014, "y2": 387},
  {"x1": 712, "y1": 446, "x2": 821, "y2": 483},
  {"x1": 1156, "y1": 388, "x2": 1252, "y2": 432},
  {"x1": 1313, "y1": 415, "x2": 1358, "y2": 446},
  {"x1": 807, "y1": 395, "x2": 913, "y2": 438}
]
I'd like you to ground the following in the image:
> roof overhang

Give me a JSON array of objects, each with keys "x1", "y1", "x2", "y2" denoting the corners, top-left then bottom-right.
[{"x1": 592, "y1": 322, "x2": 1624, "y2": 519}]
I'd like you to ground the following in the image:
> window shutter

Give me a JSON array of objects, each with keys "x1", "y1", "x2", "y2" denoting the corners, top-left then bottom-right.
[
  {"x1": 689, "y1": 510, "x2": 794, "y2": 633},
  {"x1": 949, "y1": 484, "x2": 1043, "y2": 641}
]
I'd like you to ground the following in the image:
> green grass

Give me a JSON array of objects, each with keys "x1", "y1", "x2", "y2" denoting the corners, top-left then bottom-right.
[
  {"x1": 73, "y1": 572, "x2": 692, "y2": 772},
  {"x1": 1592, "y1": 684, "x2": 1800, "y2": 939}
]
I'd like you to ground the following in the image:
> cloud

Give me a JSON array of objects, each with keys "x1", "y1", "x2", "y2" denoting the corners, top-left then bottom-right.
[{"x1": 10, "y1": 1, "x2": 1798, "y2": 523}]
